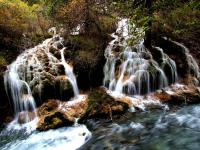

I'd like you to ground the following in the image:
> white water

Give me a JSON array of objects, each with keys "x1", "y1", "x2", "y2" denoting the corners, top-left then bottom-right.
[
  {"x1": 103, "y1": 19, "x2": 178, "y2": 96},
  {"x1": 1, "y1": 124, "x2": 91, "y2": 150},
  {"x1": 4, "y1": 33, "x2": 79, "y2": 123},
  {"x1": 166, "y1": 37, "x2": 200, "y2": 84},
  {"x1": 2, "y1": 32, "x2": 90, "y2": 150},
  {"x1": 60, "y1": 48, "x2": 79, "y2": 96}
]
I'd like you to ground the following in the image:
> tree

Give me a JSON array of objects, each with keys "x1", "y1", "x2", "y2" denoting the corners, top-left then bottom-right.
[{"x1": 56, "y1": 0, "x2": 111, "y2": 35}]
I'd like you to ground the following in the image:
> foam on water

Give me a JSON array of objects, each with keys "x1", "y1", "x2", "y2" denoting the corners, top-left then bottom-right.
[{"x1": 2, "y1": 125, "x2": 91, "y2": 150}]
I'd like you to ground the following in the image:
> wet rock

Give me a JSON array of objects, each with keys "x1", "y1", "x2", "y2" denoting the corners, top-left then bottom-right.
[
  {"x1": 54, "y1": 51, "x2": 61, "y2": 59},
  {"x1": 113, "y1": 45, "x2": 123, "y2": 54},
  {"x1": 37, "y1": 98, "x2": 88, "y2": 131},
  {"x1": 56, "y1": 42, "x2": 64, "y2": 49},
  {"x1": 55, "y1": 76, "x2": 74, "y2": 100},
  {"x1": 64, "y1": 49, "x2": 73, "y2": 60},
  {"x1": 154, "y1": 37, "x2": 196, "y2": 85},
  {"x1": 81, "y1": 88, "x2": 129, "y2": 121},
  {"x1": 49, "y1": 46, "x2": 58, "y2": 54},
  {"x1": 56, "y1": 64, "x2": 65, "y2": 75},
  {"x1": 154, "y1": 85, "x2": 200, "y2": 104},
  {"x1": 37, "y1": 111, "x2": 74, "y2": 131},
  {"x1": 37, "y1": 100, "x2": 73, "y2": 131},
  {"x1": 36, "y1": 88, "x2": 130, "y2": 131}
]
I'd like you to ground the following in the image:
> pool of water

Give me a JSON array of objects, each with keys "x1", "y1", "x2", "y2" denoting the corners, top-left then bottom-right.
[{"x1": 1, "y1": 104, "x2": 200, "y2": 150}]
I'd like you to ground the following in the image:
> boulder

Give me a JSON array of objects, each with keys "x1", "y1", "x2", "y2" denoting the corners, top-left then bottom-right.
[
  {"x1": 81, "y1": 88, "x2": 129, "y2": 121},
  {"x1": 37, "y1": 100, "x2": 74, "y2": 131},
  {"x1": 37, "y1": 111, "x2": 74, "y2": 131},
  {"x1": 37, "y1": 97, "x2": 88, "y2": 131}
]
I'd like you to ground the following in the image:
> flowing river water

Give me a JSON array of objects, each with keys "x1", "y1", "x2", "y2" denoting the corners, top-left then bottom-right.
[{"x1": 1, "y1": 104, "x2": 200, "y2": 150}]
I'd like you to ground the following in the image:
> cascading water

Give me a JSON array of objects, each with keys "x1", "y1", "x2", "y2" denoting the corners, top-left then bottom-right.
[
  {"x1": 1, "y1": 29, "x2": 91, "y2": 150},
  {"x1": 103, "y1": 19, "x2": 178, "y2": 96},
  {"x1": 4, "y1": 53, "x2": 38, "y2": 123},
  {"x1": 4, "y1": 31, "x2": 79, "y2": 123},
  {"x1": 60, "y1": 48, "x2": 79, "y2": 96},
  {"x1": 166, "y1": 38, "x2": 200, "y2": 85}
]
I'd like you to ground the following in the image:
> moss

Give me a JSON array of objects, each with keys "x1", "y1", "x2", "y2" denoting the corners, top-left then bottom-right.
[
  {"x1": 52, "y1": 117, "x2": 62, "y2": 127},
  {"x1": 0, "y1": 53, "x2": 7, "y2": 66},
  {"x1": 37, "y1": 111, "x2": 74, "y2": 131},
  {"x1": 98, "y1": 15, "x2": 117, "y2": 33}
]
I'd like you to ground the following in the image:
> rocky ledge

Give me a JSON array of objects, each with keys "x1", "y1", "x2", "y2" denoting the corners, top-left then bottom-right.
[
  {"x1": 36, "y1": 85, "x2": 200, "y2": 131},
  {"x1": 154, "y1": 84, "x2": 200, "y2": 104},
  {"x1": 36, "y1": 88, "x2": 129, "y2": 131}
]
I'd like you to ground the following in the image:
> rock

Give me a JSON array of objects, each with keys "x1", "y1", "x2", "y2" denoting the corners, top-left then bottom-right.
[
  {"x1": 73, "y1": 49, "x2": 106, "y2": 90},
  {"x1": 154, "y1": 85, "x2": 200, "y2": 104},
  {"x1": 37, "y1": 100, "x2": 74, "y2": 131},
  {"x1": 49, "y1": 46, "x2": 58, "y2": 54},
  {"x1": 55, "y1": 76, "x2": 74, "y2": 101},
  {"x1": 37, "y1": 98, "x2": 88, "y2": 131},
  {"x1": 54, "y1": 51, "x2": 61, "y2": 60},
  {"x1": 154, "y1": 37, "x2": 198, "y2": 85},
  {"x1": 36, "y1": 88, "x2": 130, "y2": 131},
  {"x1": 37, "y1": 100, "x2": 60, "y2": 117},
  {"x1": 113, "y1": 45, "x2": 123, "y2": 54},
  {"x1": 37, "y1": 111, "x2": 74, "y2": 131},
  {"x1": 81, "y1": 88, "x2": 129, "y2": 121}
]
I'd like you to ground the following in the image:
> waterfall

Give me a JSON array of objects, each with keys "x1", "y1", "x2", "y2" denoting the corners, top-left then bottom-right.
[
  {"x1": 103, "y1": 19, "x2": 178, "y2": 95},
  {"x1": 4, "y1": 33, "x2": 79, "y2": 123},
  {"x1": 60, "y1": 49, "x2": 79, "y2": 96},
  {"x1": 165, "y1": 38, "x2": 200, "y2": 84}
]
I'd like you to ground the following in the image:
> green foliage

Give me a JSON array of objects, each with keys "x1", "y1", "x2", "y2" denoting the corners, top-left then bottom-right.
[
  {"x1": 69, "y1": 35, "x2": 96, "y2": 51},
  {"x1": 86, "y1": 88, "x2": 115, "y2": 114},
  {"x1": 0, "y1": 0, "x2": 51, "y2": 52},
  {"x1": 0, "y1": 54, "x2": 7, "y2": 66},
  {"x1": 153, "y1": 0, "x2": 200, "y2": 40},
  {"x1": 42, "y1": 0, "x2": 66, "y2": 16},
  {"x1": 112, "y1": 0, "x2": 200, "y2": 46},
  {"x1": 0, "y1": 0, "x2": 39, "y2": 32}
]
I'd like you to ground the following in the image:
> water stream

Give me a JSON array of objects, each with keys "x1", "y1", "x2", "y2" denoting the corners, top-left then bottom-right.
[
  {"x1": 80, "y1": 104, "x2": 200, "y2": 150},
  {"x1": 103, "y1": 19, "x2": 178, "y2": 96},
  {"x1": 4, "y1": 33, "x2": 80, "y2": 123},
  {"x1": 2, "y1": 32, "x2": 88, "y2": 149}
]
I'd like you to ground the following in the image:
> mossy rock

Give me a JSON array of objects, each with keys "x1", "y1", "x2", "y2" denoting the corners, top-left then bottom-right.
[
  {"x1": 37, "y1": 111, "x2": 74, "y2": 131},
  {"x1": 81, "y1": 88, "x2": 129, "y2": 121}
]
